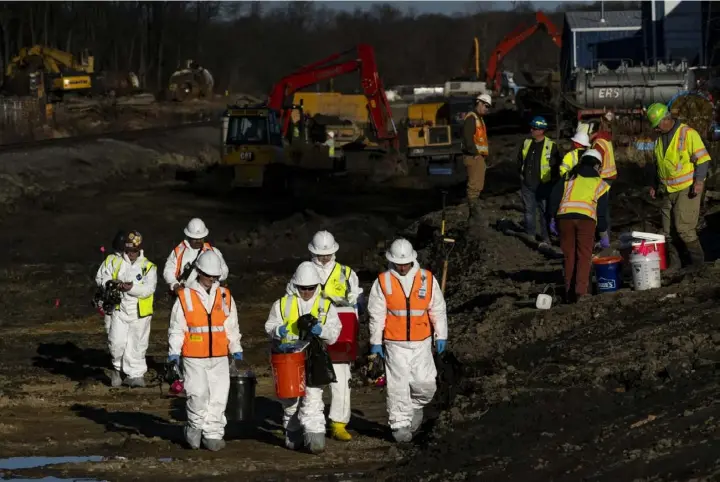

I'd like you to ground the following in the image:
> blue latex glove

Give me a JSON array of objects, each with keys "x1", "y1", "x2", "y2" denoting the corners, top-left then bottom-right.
[
  {"x1": 278, "y1": 343, "x2": 294, "y2": 353},
  {"x1": 310, "y1": 324, "x2": 323, "y2": 336},
  {"x1": 232, "y1": 352, "x2": 243, "y2": 361},
  {"x1": 167, "y1": 354, "x2": 180, "y2": 364},
  {"x1": 370, "y1": 344, "x2": 384, "y2": 358},
  {"x1": 436, "y1": 340, "x2": 447, "y2": 354},
  {"x1": 277, "y1": 325, "x2": 288, "y2": 338},
  {"x1": 600, "y1": 234, "x2": 610, "y2": 249},
  {"x1": 549, "y1": 218, "x2": 558, "y2": 237}
]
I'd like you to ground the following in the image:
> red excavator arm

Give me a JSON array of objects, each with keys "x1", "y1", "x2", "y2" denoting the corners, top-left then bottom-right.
[
  {"x1": 267, "y1": 44, "x2": 398, "y2": 149},
  {"x1": 485, "y1": 11, "x2": 561, "y2": 93}
]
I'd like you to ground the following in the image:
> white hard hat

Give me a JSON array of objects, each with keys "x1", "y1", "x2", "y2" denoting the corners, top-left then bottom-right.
[
  {"x1": 581, "y1": 148, "x2": 603, "y2": 165},
  {"x1": 476, "y1": 93, "x2": 492, "y2": 106},
  {"x1": 184, "y1": 218, "x2": 209, "y2": 239},
  {"x1": 291, "y1": 261, "x2": 322, "y2": 287},
  {"x1": 195, "y1": 250, "x2": 222, "y2": 277},
  {"x1": 328, "y1": 131, "x2": 335, "y2": 138},
  {"x1": 308, "y1": 230, "x2": 339, "y2": 256},
  {"x1": 386, "y1": 238, "x2": 417, "y2": 265},
  {"x1": 575, "y1": 122, "x2": 592, "y2": 136},
  {"x1": 571, "y1": 131, "x2": 591, "y2": 147}
]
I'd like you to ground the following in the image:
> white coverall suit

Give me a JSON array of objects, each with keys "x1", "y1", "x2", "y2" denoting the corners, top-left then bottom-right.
[
  {"x1": 265, "y1": 286, "x2": 342, "y2": 436},
  {"x1": 368, "y1": 261, "x2": 447, "y2": 430},
  {"x1": 285, "y1": 255, "x2": 361, "y2": 425},
  {"x1": 168, "y1": 280, "x2": 243, "y2": 440},
  {"x1": 163, "y1": 240, "x2": 229, "y2": 290},
  {"x1": 95, "y1": 251, "x2": 158, "y2": 379}
]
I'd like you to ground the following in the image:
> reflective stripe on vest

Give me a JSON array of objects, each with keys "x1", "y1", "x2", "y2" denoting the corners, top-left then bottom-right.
[
  {"x1": 322, "y1": 263, "x2": 351, "y2": 300},
  {"x1": 110, "y1": 256, "x2": 155, "y2": 317},
  {"x1": 593, "y1": 138, "x2": 617, "y2": 179},
  {"x1": 179, "y1": 287, "x2": 231, "y2": 358},
  {"x1": 174, "y1": 242, "x2": 213, "y2": 278},
  {"x1": 379, "y1": 269, "x2": 432, "y2": 342},
  {"x1": 559, "y1": 148, "x2": 583, "y2": 177},
  {"x1": 466, "y1": 112, "x2": 488, "y2": 155},
  {"x1": 521, "y1": 137, "x2": 555, "y2": 183},
  {"x1": 557, "y1": 176, "x2": 610, "y2": 221},
  {"x1": 654, "y1": 123, "x2": 708, "y2": 193},
  {"x1": 279, "y1": 294, "x2": 331, "y2": 344}
]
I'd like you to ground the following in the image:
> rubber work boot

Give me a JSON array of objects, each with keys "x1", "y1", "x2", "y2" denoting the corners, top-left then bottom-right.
[
  {"x1": 202, "y1": 437, "x2": 226, "y2": 452},
  {"x1": 329, "y1": 422, "x2": 352, "y2": 441},
  {"x1": 686, "y1": 240, "x2": 705, "y2": 269},
  {"x1": 392, "y1": 427, "x2": 413, "y2": 443},
  {"x1": 184, "y1": 426, "x2": 201, "y2": 450},
  {"x1": 125, "y1": 377, "x2": 145, "y2": 388},
  {"x1": 284, "y1": 430, "x2": 303, "y2": 451},
  {"x1": 666, "y1": 242, "x2": 682, "y2": 271},
  {"x1": 410, "y1": 409, "x2": 424, "y2": 433},
  {"x1": 467, "y1": 200, "x2": 489, "y2": 229},
  {"x1": 305, "y1": 432, "x2": 326, "y2": 454},
  {"x1": 109, "y1": 370, "x2": 122, "y2": 388}
]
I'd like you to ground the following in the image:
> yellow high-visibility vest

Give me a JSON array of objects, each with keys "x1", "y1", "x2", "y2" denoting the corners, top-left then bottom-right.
[
  {"x1": 321, "y1": 263, "x2": 351, "y2": 299},
  {"x1": 593, "y1": 138, "x2": 617, "y2": 179},
  {"x1": 278, "y1": 295, "x2": 331, "y2": 344},
  {"x1": 109, "y1": 256, "x2": 155, "y2": 317},
  {"x1": 521, "y1": 137, "x2": 555, "y2": 183},
  {"x1": 557, "y1": 176, "x2": 610, "y2": 221},
  {"x1": 559, "y1": 148, "x2": 584, "y2": 177},
  {"x1": 654, "y1": 123, "x2": 710, "y2": 193}
]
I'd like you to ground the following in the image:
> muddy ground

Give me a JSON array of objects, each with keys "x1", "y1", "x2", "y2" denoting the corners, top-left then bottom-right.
[{"x1": 0, "y1": 128, "x2": 719, "y2": 481}]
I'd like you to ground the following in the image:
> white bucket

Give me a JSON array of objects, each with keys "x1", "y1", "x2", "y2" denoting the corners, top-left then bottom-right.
[{"x1": 630, "y1": 249, "x2": 661, "y2": 291}]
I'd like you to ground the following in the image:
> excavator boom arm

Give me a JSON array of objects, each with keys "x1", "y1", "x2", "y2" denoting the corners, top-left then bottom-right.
[{"x1": 267, "y1": 44, "x2": 397, "y2": 146}]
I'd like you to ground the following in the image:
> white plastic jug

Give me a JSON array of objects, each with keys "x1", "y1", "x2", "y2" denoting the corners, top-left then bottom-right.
[{"x1": 630, "y1": 249, "x2": 661, "y2": 291}]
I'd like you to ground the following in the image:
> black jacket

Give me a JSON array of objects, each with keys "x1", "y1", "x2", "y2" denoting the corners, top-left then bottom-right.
[
  {"x1": 549, "y1": 164, "x2": 609, "y2": 232},
  {"x1": 517, "y1": 137, "x2": 561, "y2": 189}
]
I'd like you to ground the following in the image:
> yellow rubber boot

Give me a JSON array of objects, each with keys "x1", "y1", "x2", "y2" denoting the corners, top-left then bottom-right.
[{"x1": 330, "y1": 422, "x2": 352, "y2": 441}]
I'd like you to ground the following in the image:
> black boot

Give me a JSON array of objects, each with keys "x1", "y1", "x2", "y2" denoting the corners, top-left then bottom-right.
[
  {"x1": 666, "y1": 241, "x2": 682, "y2": 271},
  {"x1": 686, "y1": 240, "x2": 705, "y2": 269}
]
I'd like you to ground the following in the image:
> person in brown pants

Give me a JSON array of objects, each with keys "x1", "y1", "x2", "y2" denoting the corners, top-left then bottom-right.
[
  {"x1": 462, "y1": 93, "x2": 492, "y2": 224},
  {"x1": 549, "y1": 149, "x2": 610, "y2": 302}
]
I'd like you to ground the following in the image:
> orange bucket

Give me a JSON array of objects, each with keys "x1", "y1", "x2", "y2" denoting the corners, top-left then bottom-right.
[{"x1": 271, "y1": 351, "x2": 306, "y2": 398}]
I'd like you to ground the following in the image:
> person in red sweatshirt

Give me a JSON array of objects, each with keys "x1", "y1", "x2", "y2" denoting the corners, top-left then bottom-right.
[{"x1": 591, "y1": 113, "x2": 617, "y2": 236}]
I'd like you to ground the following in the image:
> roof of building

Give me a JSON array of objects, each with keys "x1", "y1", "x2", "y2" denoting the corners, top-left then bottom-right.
[{"x1": 565, "y1": 10, "x2": 641, "y2": 30}]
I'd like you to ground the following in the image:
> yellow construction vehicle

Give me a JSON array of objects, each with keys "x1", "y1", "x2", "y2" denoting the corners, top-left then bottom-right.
[
  {"x1": 4, "y1": 45, "x2": 95, "y2": 100},
  {"x1": 405, "y1": 100, "x2": 465, "y2": 176}
]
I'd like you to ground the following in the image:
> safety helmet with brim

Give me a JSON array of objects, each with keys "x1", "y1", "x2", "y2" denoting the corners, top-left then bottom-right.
[
  {"x1": 529, "y1": 116, "x2": 548, "y2": 130},
  {"x1": 184, "y1": 218, "x2": 209, "y2": 239},
  {"x1": 647, "y1": 103, "x2": 669, "y2": 129},
  {"x1": 196, "y1": 250, "x2": 222, "y2": 277},
  {"x1": 308, "y1": 230, "x2": 339, "y2": 256},
  {"x1": 581, "y1": 148, "x2": 603, "y2": 167},
  {"x1": 570, "y1": 131, "x2": 591, "y2": 147},
  {"x1": 386, "y1": 238, "x2": 417, "y2": 265},
  {"x1": 292, "y1": 261, "x2": 322, "y2": 289}
]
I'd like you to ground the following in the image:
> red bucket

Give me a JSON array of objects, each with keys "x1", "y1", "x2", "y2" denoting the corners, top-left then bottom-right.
[
  {"x1": 620, "y1": 232, "x2": 667, "y2": 270},
  {"x1": 328, "y1": 306, "x2": 359, "y2": 363},
  {"x1": 271, "y1": 351, "x2": 306, "y2": 399}
]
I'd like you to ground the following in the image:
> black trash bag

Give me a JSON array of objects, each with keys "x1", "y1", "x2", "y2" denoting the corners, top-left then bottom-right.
[
  {"x1": 305, "y1": 336, "x2": 336, "y2": 387},
  {"x1": 433, "y1": 350, "x2": 463, "y2": 409},
  {"x1": 296, "y1": 314, "x2": 316, "y2": 341}
]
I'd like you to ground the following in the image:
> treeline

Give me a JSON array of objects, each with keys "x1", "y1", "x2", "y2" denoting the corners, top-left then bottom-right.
[{"x1": 0, "y1": 1, "x2": 642, "y2": 97}]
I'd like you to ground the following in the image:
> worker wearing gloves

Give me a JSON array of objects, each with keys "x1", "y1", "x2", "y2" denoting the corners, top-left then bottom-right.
[
  {"x1": 266, "y1": 261, "x2": 341, "y2": 454},
  {"x1": 163, "y1": 218, "x2": 229, "y2": 295},
  {"x1": 647, "y1": 103, "x2": 710, "y2": 269},
  {"x1": 367, "y1": 238, "x2": 447, "y2": 443},
  {"x1": 98, "y1": 230, "x2": 127, "y2": 334},
  {"x1": 462, "y1": 93, "x2": 491, "y2": 223},
  {"x1": 591, "y1": 113, "x2": 617, "y2": 235},
  {"x1": 517, "y1": 116, "x2": 561, "y2": 247},
  {"x1": 285, "y1": 231, "x2": 362, "y2": 442},
  {"x1": 549, "y1": 150, "x2": 610, "y2": 302},
  {"x1": 167, "y1": 250, "x2": 243, "y2": 452},
  {"x1": 95, "y1": 230, "x2": 157, "y2": 388},
  {"x1": 559, "y1": 131, "x2": 591, "y2": 178}
]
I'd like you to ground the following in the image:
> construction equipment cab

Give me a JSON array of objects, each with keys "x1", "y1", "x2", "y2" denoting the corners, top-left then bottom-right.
[{"x1": 220, "y1": 104, "x2": 286, "y2": 188}]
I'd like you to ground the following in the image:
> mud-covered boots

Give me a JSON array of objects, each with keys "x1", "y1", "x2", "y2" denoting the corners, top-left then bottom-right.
[
  {"x1": 284, "y1": 430, "x2": 303, "y2": 451},
  {"x1": 666, "y1": 242, "x2": 683, "y2": 272},
  {"x1": 329, "y1": 422, "x2": 352, "y2": 441},
  {"x1": 467, "y1": 199, "x2": 488, "y2": 229},
  {"x1": 410, "y1": 409, "x2": 424, "y2": 433},
  {"x1": 109, "y1": 370, "x2": 122, "y2": 388},
  {"x1": 305, "y1": 432, "x2": 326, "y2": 454},
  {"x1": 686, "y1": 240, "x2": 705, "y2": 269},
  {"x1": 392, "y1": 426, "x2": 413, "y2": 443},
  {"x1": 184, "y1": 426, "x2": 201, "y2": 450},
  {"x1": 202, "y1": 437, "x2": 226, "y2": 451}
]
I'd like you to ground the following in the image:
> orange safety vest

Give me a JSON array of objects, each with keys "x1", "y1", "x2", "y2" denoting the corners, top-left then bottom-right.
[
  {"x1": 466, "y1": 111, "x2": 489, "y2": 156},
  {"x1": 378, "y1": 269, "x2": 433, "y2": 342},
  {"x1": 179, "y1": 287, "x2": 231, "y2": 358},
  {"x1": 173, "y1": 242, "x2": 213, "y2": 278},
  {"x1": 593, "y1": 137, "x2": 617, "y2": 180}
]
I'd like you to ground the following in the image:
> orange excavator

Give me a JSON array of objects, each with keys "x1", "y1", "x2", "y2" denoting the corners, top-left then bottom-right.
[{"x1": 465, "y1": 11, "x2": 562, "y2": 94}]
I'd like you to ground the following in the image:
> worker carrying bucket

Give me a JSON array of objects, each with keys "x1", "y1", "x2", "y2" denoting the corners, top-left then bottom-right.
[
  {"x1": 549, "y1": 149, "x2": 610, "y2": 303},
  {"x1": 265, "y1": 261, "x2": 341, "y2": 454},
  {"x1": 285, "y1": 231, "x2": 362, "y2": 442},
  {"x1": 167, "y1": 250, "x2": 244, "y2": 452}
]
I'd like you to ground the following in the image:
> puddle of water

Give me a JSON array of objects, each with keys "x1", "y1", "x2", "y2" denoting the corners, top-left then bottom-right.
[{"x1": 0, "y1": 457, "x2": 104, "y2": 471}]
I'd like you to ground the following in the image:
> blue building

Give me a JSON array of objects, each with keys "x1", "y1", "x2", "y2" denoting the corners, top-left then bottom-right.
[{"x1": 560, "y1": 10, "x2": 642, "y2": 85}]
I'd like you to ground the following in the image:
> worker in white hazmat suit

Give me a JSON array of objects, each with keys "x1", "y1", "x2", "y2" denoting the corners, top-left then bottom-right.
[
  {"x1": 98, "y1": 230, "x2": 128, "y2": 334},
  {"x1": 367, "y1": 238, "x2": 448, "y2": 443},
  {"x1": 95, "y1": 230, "x2": 157, "y2": 388},
  {"x1": 163, "y1": 218, "x2": 229, "y2": 295},
  {"x1": 266, "y1": 261, "x2": 341, "y2": 454},
  {"x1": 285, "y1": 231, "x2": 363, "y2": 442},
  {"x1": 168, "y1": 250, "x2": 243, "y2": 452}
]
